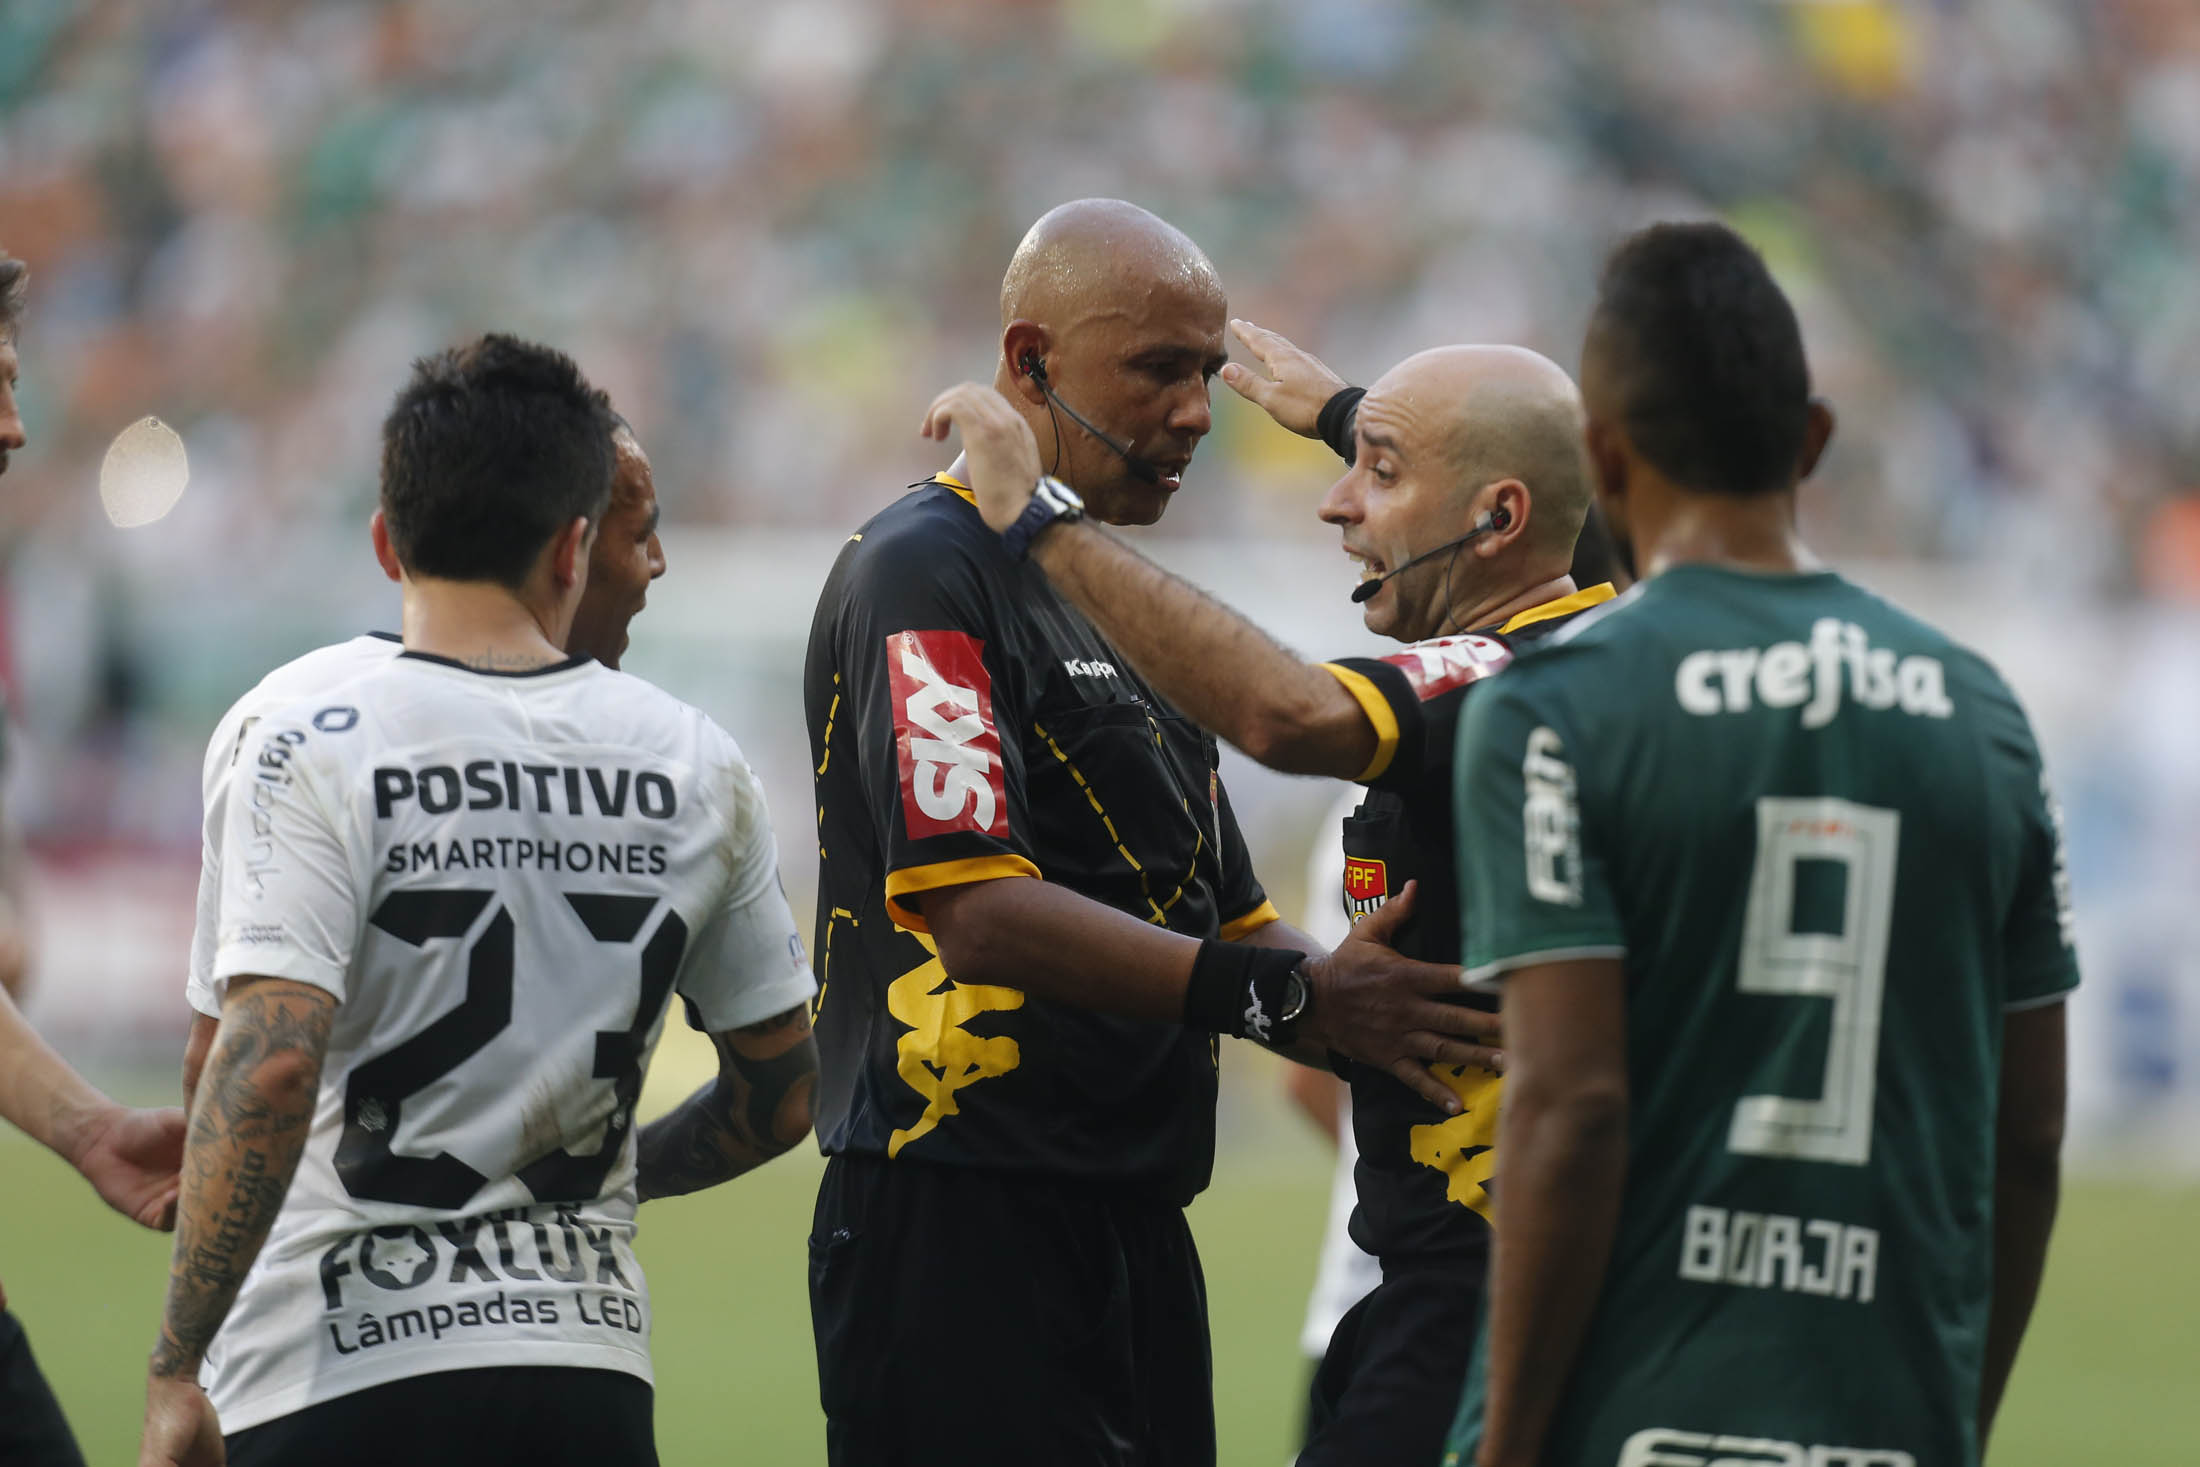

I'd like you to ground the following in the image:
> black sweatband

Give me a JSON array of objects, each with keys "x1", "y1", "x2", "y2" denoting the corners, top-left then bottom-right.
[
  {"x1": 1316, "y1": 386, "x2": 1366, "y2": 465},
  {"x1": 1184, "y1": 939, "x2": 1304, "y2": 1039}
]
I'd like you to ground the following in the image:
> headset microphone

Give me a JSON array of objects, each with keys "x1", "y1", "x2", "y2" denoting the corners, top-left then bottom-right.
[
  {"x1": 1020, "y1": 353, "x2": 1162, "y2": 485},
  {"x1": 1349, "y1": 506, "x2": 1511, "y2": 605}
]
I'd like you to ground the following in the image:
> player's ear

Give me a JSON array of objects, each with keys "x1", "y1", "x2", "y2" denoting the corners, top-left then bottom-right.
[
  {"x1": 1001, "y1": 320, "x2": 1051, "y2": 407},
  {"x1": 1476, "y1": 479, "x2": 1529, "y2": 558},
  {"x1": 369, "y1": 510, "x2": 402, "y2": 583},
  {"x1": 551, "y1": 515, "x2": 591, "y2": 591},
  {"x1": 1798, "y1": 397, "x2": 1836, "y2": 481},
  {"x1": 1584, "y1": 417, "x2": 1629, "y2": 506}
]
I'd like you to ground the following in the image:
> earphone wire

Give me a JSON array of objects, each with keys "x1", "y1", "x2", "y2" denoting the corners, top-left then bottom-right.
[
  {"x1": 1027, "y1": 357, "x2": 1068, "y2": 477},
  {"x1": 1438, "y1": 535, "x2": 1470, "y2": 636},
  {"x1": 1041, "y1": 390, "x2": 1067, "y2": 477}
]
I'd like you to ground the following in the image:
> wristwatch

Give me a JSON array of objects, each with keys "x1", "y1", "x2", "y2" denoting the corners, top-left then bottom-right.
[
  {"x1": 1278, "y1": 963, "x2": 1312, "y2": 1040},
  {"x1": 1000, "y1": 475, "x2": 1085, "y2": 563}
]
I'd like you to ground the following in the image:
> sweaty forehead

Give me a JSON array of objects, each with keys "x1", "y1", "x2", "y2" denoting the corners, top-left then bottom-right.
[
  {"x1": 1075, "y1": 266, "x2": 1226, "y2": 352},
  {"x1": 1355, "y1": 376, "x2": 1446, "y2": 461},
  {"x1": 1001, "y1": 201, "x2": 1225, "y2": 348},
  {"x1": 609, "y1": 433, "x2": 654, "y2": 505}
]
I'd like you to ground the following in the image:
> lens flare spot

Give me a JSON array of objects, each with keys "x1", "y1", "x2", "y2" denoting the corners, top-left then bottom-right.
[{"x1": 99, "y1": 416, "x2": 190, "y2": 528}]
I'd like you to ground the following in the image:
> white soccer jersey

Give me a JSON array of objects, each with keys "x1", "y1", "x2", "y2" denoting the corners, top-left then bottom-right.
[
  {"x1": 188, "y1": 633, "x2": 404, "y2": 1018},
  {"x1": 202, "y1": 650, "x2": 815, "y2": 1431}
]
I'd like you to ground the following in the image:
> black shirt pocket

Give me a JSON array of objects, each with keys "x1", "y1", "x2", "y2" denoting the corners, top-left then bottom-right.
[{"x1": 1021, "y1": 698, "x2": 1210, "y2": 923}]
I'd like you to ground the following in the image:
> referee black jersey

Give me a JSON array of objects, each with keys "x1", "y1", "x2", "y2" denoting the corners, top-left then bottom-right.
[
  {"x1": 1318, "y1": 583, "x2": 1616, "y2": 1268},
  {"x1": 804, "y1": 476, "x2": 1279, "y2": 1206}
]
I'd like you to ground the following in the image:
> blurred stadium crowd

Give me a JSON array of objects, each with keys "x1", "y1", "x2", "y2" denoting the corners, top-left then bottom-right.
[
  {"x1": 5, "y1": 0, "x2": 2197, "y2": 562},
  {"x1": 2, "y1": 1, "x2": 2198, "y2": 1153}
]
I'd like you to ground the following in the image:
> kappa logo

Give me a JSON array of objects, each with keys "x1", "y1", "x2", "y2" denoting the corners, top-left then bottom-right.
[
  {"x1": 886, "y1": 629, "x2": 1009, "y2": 838},
  {"x1": 1379, "y1": 634, "x2": 1513, "y2": 701},
  {"x1": 1342, "y1": 856, "x2": 1389, "y2": 922},
  {"x1": 1618, "y1": 1428, "x2": 1914, "y2": 1467},
  {"x1": 1063, "y1": 658, "x2": 1118, "y2": 679},
  {"x1": 1242, "y1": 978, "x2": 1273, "y2": 1043}
]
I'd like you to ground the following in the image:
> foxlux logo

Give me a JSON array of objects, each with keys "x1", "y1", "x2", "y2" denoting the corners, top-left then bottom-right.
[
  {"x1": 887, "y1": 629, "x2": 1008, "y2": 839},
  {"x1": 1675, "y1": 619, "x2": 1952, "y2": 728},
  {"x1": 1618, "y1": 1428, "x2": 1914, "y2": 1467}
]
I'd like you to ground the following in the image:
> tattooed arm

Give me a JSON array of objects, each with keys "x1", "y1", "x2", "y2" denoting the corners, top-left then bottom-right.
[
  {"x1": 637, "y1": 1003, "x2": 817, "y2": 1202},
  {"x1": 142, "y1": 976, "x2": 335, "y2": 1467}
]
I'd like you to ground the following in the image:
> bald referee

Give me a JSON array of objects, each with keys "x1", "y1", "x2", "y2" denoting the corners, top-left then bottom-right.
[
  {"x1": 804, "y1": 200, "x2": 1494, "y2": 1467},
  {"x1": 931, "y1": 330, "x2": 1616, "y2": 1466}
]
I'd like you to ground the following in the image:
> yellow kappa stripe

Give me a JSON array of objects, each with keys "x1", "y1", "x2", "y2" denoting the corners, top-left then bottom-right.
[
  {"x1": 815, "y1": 672, "x2": 841, "y2": 777},
  {"x1": 1033, "y1": 721, "x2": 1168, "y2": 923}
]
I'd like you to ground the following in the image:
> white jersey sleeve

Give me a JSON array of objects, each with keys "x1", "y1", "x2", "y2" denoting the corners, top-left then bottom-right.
[
  {"x1": 188, "y1": 635, "x2": 402, "y2": 1016},
  {"x1": 676, "y1": 736, "x2": 814, "y2": 1032},
  {"x1": 211, "y1": 719, "x2": 368, "y2": 1003}
]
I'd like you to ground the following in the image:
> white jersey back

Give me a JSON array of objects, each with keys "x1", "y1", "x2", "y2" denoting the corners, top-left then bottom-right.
[
  {"x1": 189, "y1": 633, "x2": 404, "y2": 1017},
  {"x1": 203, "y1": 651, "x2": 815, "y2": 1431}
]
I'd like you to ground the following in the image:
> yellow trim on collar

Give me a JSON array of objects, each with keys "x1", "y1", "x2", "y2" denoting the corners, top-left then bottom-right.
[{"x1": 1498, "y1": 582, "x2": 1617, "y2": 635}]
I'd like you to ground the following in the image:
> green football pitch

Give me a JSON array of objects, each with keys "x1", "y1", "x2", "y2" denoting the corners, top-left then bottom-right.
[{"x1": 3, "y1": 1127, "x2": 2193, "y2": 1464}]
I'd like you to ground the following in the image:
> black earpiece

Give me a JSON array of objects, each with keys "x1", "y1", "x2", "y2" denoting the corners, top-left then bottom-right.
[
  {"x1": 1488, "y1": 505, "x2": 1511, "y2": 531},
  {"x1": 1020, "y1": 351, "x2": 1046, "y2": 382}
]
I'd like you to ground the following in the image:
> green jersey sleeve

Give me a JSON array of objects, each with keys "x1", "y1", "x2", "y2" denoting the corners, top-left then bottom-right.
[
  {"x1": 1452, "y1": 671, "x2": 1626, "y2": 983},
  {"x1": 1994, "y1": 701, "x2": 2081, "y2": 1010}
]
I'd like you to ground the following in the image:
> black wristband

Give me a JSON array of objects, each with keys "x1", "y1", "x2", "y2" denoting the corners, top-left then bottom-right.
[
  {"x1": 1184, "y1": 939, "x2": 1307, "y2": 1042},
  {"x1": 1316, "y1": 386, "x2": 1366, "y2": 465}
]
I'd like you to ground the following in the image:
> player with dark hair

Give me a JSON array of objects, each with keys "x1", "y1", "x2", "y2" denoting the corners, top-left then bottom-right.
[
  {"x1": 932, "y1": 331, "x2": 1613, "y2": 1466},
  {"x1": 1444, "y1": 221, "x2": 2074, "y2": 1467},
  {"x1": 0, "y1": 248, "x2": 188, "y2": 1467},
  {"x1": 804, "y1": 199, "x2": 1494, "y2": 1467},
  {"x1": 140, "y1": 335, "x2": 815, "y2": 1467},
  {"x1": 180, "y1": 418, "x2": 667, "y2": 1114}
]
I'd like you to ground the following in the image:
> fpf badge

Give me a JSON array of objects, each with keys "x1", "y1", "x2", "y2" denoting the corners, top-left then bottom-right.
[{"x1": 1343, "y1": 856, "x2": 1388, "y2": 923}]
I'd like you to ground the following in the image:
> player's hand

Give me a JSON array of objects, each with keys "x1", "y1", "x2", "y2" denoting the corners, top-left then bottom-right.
[
  {"x1": 919, "y1": 382, "x2": 1043, "y2": 533},
  {"x1": 1300, "y1": 882, "x2": 1503, "y2": 1112},
  {"x1": 74, "y1": 1103, "x2": 186, "y2": 1231},
  {"x1": 141, "y1": 1375, "x2": 224, "y2": 1467},
  {"x1": 1219, "y1": 319, "x2": 1350, "y2": 438}
]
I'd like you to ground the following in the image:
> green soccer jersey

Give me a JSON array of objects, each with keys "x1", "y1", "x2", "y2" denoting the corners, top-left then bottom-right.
[{"x1": 1446, "y1": 565, "x2": 2079, "y2": 1467}]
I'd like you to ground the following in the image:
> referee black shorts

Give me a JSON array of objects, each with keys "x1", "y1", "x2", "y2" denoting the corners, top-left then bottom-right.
[
  {"x1": 223, "y1": 1365, "x2": 654, "y2": 1467},
  {"x1": 1298, "y1": 1263, "x2": 1484, "y2": 1467},
  {"x1": 0, "y1": 1310, "x2": 85, "y2": 1467},
  {"x1": 810, "y1": 1152, "x2": 1215, "y2": 1467}
]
